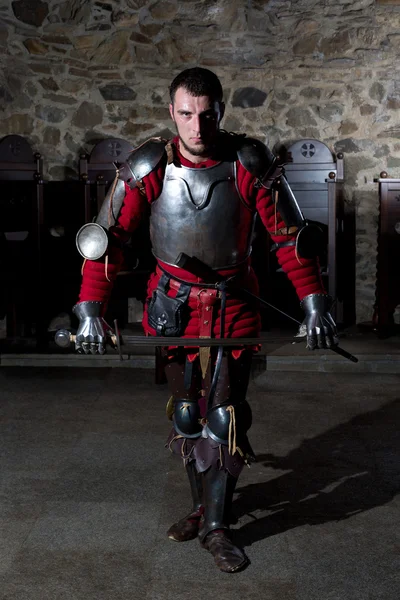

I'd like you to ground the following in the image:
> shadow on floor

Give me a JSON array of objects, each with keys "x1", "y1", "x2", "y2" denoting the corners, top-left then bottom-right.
[{"x1": 234, "y1": 399, "x2": 400, "y2": 548}]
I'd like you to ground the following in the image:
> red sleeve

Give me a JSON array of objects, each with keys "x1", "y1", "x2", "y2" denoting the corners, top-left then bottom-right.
[
  {"x1": 236, "y1": 162, "x2": 326, "y2": 301},
  {"x1": 78, "y1": 162, "x2": 164, "y2": 305}
]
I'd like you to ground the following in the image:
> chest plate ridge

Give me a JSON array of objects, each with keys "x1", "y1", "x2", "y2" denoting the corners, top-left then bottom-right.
[{"x1": 150, "y1": 160, "x2": 256, "y2": 270}]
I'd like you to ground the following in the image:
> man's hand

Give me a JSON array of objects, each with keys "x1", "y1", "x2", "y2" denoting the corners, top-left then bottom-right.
[
  {"x1": 73, "y1": 301, "x2": 115, "y2": 355},
  {"x1": 299, "y1": 293, "x2": 339, "y2": 350}
]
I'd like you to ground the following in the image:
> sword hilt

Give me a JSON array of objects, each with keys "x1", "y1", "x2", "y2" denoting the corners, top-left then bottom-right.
[{"x1": 54, "y1": 329, "x2": 118, "y2": 348}]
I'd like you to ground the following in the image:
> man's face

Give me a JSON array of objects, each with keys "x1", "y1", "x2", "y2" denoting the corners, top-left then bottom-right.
[{"x1": 169, "y1": 87, "x2": 224, "y2": 159}]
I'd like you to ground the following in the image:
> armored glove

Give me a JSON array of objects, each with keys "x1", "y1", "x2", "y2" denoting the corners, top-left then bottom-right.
[
  {"x1": 72, "y1": 301, "x2": 114, "y2": 355},
  {"x1": 299, "y1": 293, "x2": 339, "y2": 350}
]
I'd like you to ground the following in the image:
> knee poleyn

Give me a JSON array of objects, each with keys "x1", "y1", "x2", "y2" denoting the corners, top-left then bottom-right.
[
  {"x1": 173, "y1": 399, "x2": 203, "y2": 439},
  {"x1": 203, "y1": 401, "x2": 252, "y2": 454}
]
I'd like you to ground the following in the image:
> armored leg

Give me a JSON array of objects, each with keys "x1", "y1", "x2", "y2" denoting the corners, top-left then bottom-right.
[
  {"x1": 167, "y1": 461, "x2": 204, "y2": 542},
  {"x1": 163, "y1": 350, "x2": 204, "y2": 542},
  {"x1": 194, "y1": 350, "x2": 253, "y2": 572},
  {"x1": 199, "y1": 468, "x2": 248, "y2": 573}
]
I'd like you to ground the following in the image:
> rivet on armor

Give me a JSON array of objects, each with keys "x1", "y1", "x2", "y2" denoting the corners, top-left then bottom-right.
[
  {"x1": 204, "y1": 320, "x2": 209, "y2": 325},
  {"x1": 328, "y1": 172, "x2": 336, "y2": 180}
]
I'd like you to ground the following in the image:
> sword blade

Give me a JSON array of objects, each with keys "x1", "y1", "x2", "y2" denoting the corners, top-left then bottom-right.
[
  {"x1": 120, "y1": 335, "x2": 358, "y2": 363},
  {"x1": 113, "y1": 319, "x2": 123, "y2": 361},
  {"x1": 122, "y1": 336, "x2": 262, "y2": 347}
]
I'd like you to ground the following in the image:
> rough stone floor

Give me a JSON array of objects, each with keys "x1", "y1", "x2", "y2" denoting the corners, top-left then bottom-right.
[{"x1": 0, "y1": 367, "x2": 399, "y2": 600}]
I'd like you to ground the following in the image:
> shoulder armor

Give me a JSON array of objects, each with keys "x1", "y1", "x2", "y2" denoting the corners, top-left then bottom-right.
[
  {"x1": 121, "y1": 137, "x2": 168, "y2": 186},
  {"x1": 236, "y1": 137, "x2": 276, "y2": 180}
]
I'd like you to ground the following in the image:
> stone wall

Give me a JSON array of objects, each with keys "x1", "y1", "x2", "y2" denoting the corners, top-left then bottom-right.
[{"x1": 1, "y1": 0, "x2": 400, "y2": 322}]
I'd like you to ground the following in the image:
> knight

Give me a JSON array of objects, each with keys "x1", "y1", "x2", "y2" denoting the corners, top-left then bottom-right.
[{"x1": 72, "y1": 67, "x2": 338, "y2": 572}]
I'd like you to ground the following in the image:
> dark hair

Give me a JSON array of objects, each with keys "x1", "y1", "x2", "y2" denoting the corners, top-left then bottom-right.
[{"x1": 169, "y1": 67, "x2": 223, "y2": 103}]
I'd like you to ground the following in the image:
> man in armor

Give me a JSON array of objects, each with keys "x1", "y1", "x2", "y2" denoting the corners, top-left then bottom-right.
[{"x1": 73, "y1": 68, "x2": 338, "y2": 572}]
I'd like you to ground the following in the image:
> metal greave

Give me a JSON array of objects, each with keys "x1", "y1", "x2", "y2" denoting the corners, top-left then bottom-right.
[
  {"x1": 198, "y1": 467, "x2": 237, "y2": 542},
  {"x1": 186, "y1": 461, "x2": 203, "y2": 513}
]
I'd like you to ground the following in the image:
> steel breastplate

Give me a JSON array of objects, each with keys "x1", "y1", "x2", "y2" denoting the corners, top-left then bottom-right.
[{"x1": 149, "y1": 160, "x2": 255, "y2": 270}]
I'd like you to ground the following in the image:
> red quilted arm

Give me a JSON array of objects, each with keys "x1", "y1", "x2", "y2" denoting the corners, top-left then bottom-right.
[
  {"x1": 78, "y1": 164, "x2": 164, "y2": 307},
  {"x1": 236, "y1": 163, "x2": 326, "y2": 301}
]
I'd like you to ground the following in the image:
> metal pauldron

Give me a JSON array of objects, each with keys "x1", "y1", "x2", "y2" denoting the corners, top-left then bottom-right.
[
  {"x1": 236, "y1": 136, "x2": 307, "y2": 231},
  {"x1": 76, "y1": 138, "x2": 167, "y2": 261},
  {"x1": 119, "y1": 137, "x2": 167, "y2": 187}
]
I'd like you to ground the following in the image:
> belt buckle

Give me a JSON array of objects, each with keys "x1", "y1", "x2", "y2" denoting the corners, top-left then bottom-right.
[{"x1": 197, "y1": 288, "x2": 219, "y2": 305}]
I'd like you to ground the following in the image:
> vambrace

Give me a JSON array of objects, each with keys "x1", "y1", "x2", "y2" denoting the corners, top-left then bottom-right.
[{"x1": 238, "y1": 136, "x2": 325, "y2": 258}]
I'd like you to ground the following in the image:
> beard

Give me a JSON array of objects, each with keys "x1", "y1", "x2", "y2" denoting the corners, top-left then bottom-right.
[{"x1": 179, "y1": 136, "x2": 212, "y2": 158}]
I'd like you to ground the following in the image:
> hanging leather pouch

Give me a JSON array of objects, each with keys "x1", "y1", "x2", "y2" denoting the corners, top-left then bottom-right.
[{"x1": 147, "y1": 273, "x2": 191, "y2": 336}]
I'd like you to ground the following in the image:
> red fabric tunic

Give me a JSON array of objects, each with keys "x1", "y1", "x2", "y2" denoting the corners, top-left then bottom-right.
[{"x1": 78, "y1": 138, "x2": 325, "y2": 339}]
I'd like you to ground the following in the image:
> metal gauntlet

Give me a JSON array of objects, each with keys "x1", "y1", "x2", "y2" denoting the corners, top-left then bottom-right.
[
  {"x1": 72, "y1": 301, "x2": 113, "y2": 355},
  {"x1": 300, "y1": 293, "x2": 339, "y2": 350}
]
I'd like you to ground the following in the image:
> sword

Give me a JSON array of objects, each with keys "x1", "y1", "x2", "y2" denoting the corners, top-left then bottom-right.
[
  {"x1": 54, "y1": 330, "x2": 358, "y2": 363},
  {"x1": 113, "y1": 319, "x2": 123, "y2": 361},
  {"x1": 54, "y1": 258, "x2": 358, "y2": 363},
  {"x1": 174, "y1": 253, "x2": 358, "y2": 364}
]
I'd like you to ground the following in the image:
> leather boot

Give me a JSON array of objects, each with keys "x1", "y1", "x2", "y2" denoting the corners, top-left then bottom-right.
[
  {"x1": 167, "y1": 461, "x2": 203, "y2": 542},
  {"x1": 199, "y1": 467, "x2": 249, "y2": 572},
  {"x1": 201, "y1": 530, "x2": 249, "y2": 573}
]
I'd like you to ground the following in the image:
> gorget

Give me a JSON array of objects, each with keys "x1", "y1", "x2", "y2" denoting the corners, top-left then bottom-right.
[{"x1": 149, "y1": 160, "x2": 256, "y2": 270}]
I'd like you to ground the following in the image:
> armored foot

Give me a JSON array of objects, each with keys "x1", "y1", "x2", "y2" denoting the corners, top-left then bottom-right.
[
  {"x1": 167, "y1": 510, "x2": 203, "y2": 542},
  {"x1": 201, "y1": 530, "x2": 249, "y2": 573}
]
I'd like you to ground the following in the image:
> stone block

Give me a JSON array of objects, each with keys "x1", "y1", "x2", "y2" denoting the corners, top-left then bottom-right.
[
  {"x1": 317, "y1": 104, "x2": 344, "y2": 123},
  {"x1": 99, "y1": 84, "x2": 137, "y2": 101},
  {"x1": 339, "y1": 120, "x2": 359, "y2": 135},
  {"x1": 320, "y1": 30, "x2": 353, "y2": 57},
  {"x1": 369, "y1": 82, "x2": 385, "y2": 102},
  {"x1": 149, "y1": 1, "x2": 177, "y2": 20},
  {"x1": 286, "y1": 107, "x2": 317, "y2": 128},
  {"x1": 112, "y1": 11, "x2": 139, "y2": 27},
  {"x1": 126, "y1": 0, "x2": 148, "y2": 8},
  {"x1": 35, "y1": 105, "x2": 67, "y2": 124},
  {"x1": 23, "y1": 39, "x2": 48, "y2": 55},
  {"x1": 43, "y1": 126, "x2": 61, "y2": 146},
  {"x1": 300, "y1": 87, "x2": 321, "y2": 100},
  {"x1": 0, "y1": 113, "x2": 34, "y2": 135},
  {"x1": 95, "y1": 31, "x2": 131, "y2": 65},
  {"x1": 129, "y1": 31, "x2": 150, "y2": 44},
  {"x1": 59, "y1": 0, "x2": 91, "y2": 24},
  {"x1": 72, "y1": 101, "x2": 103, "y2": 128},
  {"x1": 360, "y1": 104, "x2": 376, "y2": 116},
  {"x1": 12, "y1": 0, "x2": 48, "y2": 27},
  {"x1": 0, "y1": 85, "x2": 13, "y2": 104},
  {"x1": 231, "y1": 87, "x2": 267, "y2": 108},
  {"x1": 43, "y1": 93, "x2": 77, "y2": 105},
  {"x1": 293, "y1": 34, "x2": 321, "y2": 55},
  {"x1": 386, "y1": 96, "x2": 400, "y2": 109}
]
